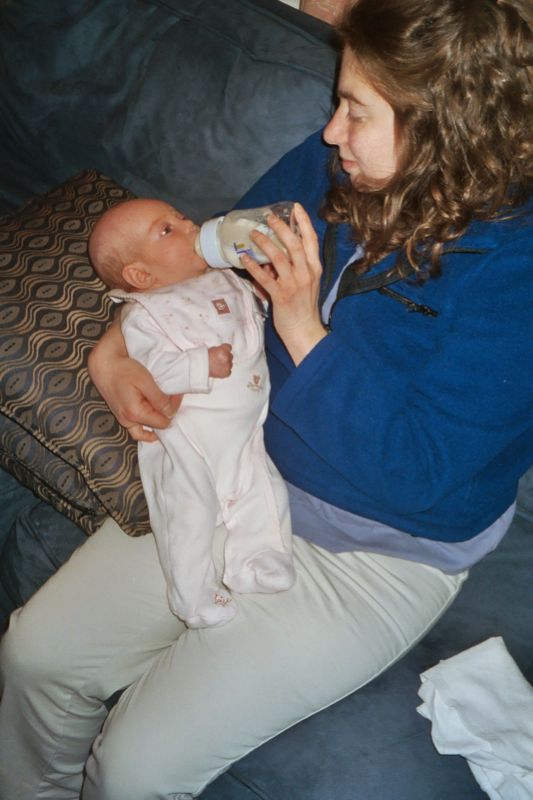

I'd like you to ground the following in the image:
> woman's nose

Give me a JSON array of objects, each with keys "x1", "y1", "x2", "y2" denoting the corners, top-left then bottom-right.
[{"x1": 323, "y1": 107, "x2": 345, "y2": 147}]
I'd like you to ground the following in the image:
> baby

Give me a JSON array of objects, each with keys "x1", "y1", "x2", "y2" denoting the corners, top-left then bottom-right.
[{"x1": 89, "y1": 199, "x2": 295, "y2": 627}]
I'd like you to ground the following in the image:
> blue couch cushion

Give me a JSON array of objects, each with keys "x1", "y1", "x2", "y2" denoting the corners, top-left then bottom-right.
[{"x1": 0, "y1": 0, "x2": 336, "y2": 220}]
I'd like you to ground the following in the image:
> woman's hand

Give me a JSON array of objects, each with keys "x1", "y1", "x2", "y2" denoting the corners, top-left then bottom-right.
[
  {"x1": 88, "y1": 318, "x2": 181, "y2": 442},
  {"x1": 240, "y1": 203, "x2": 328, "y2": 365}
]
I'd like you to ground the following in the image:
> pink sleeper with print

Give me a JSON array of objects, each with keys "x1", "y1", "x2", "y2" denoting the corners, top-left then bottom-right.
[{"x1": 110, "y1": 269, "x2": 294, "y2": 628}]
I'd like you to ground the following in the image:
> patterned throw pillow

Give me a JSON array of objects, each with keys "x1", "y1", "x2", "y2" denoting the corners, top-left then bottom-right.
[{"x1": 0, "y1": 170, "x2": 150, "y2": 536}]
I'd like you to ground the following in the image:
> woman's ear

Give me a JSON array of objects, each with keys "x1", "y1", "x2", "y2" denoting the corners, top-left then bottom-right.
[{"x1": 122, "y1": 262, "x2": 154, "y2": 290}]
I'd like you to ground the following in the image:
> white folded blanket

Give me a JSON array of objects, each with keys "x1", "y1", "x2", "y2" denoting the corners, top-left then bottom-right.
[{"x1": 417, "y1": 637, "x2": 533, "y2": 799}]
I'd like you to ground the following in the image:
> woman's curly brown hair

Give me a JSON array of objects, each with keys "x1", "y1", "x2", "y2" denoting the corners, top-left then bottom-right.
[{"x1": 323, "y1": 0, "x2": 533, "y2": 277}]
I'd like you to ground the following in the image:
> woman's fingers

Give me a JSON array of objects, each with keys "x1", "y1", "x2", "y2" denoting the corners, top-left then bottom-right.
[
  {"x1": 293, "y1": 203, "x2": 321, "y2": 276},
  {"x1": 240, "y1": 203, "x2": 323, "y2": 305},
  {"x1": 126, "y1": 423, "x2": 159, "y2": 443},
  {"x1": 248, "y1": 226, "x2": 294, "y2": 279},
  {"x1": 240, "y1": 204, "x2": 327, "y2": 365},
  {"x1": 142, "y1": 385, "x2": 182, "y2": 421},
  {"x1": 240, "y1": 252, "x2": 278, "y2": 297},
  {"x1": 249, "y1": 203, "x2": 321, "y2": 281},
  {"x1": 121, "y1": 391, "x2": 182, "y2": 442},
  {"x1": 123, "y1": 387, "x2": 182, "y2": 433},
  {"x1": 96, "y1": 358, "x2": 182, "y2": 437}
]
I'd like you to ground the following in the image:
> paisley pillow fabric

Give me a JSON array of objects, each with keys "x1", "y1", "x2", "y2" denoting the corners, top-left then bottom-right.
[{"x1": 0, "y1": 170, "x2": 150, "y2": 536}]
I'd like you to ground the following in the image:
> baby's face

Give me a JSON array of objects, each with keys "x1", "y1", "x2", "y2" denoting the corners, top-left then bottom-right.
[{"x1": 126, "y1": 200, "x2": 208, "y2": 287}]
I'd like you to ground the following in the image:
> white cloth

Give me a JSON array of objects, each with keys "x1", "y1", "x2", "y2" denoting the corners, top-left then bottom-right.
[
  {"x1": 417, "y1": 637, "x2": 533, "y2": 799},
  {"x1": 110, "y1": 270, "x2": 294, "y2": 628}
]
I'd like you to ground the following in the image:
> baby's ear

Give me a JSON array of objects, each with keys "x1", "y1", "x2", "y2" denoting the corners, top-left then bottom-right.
[{"x1": 122, "y1": 261, "x2": 154, "y2": 290}]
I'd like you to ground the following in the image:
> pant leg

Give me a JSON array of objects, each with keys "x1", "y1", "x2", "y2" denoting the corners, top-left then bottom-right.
[
  {"x1": 0, "y1": 518, "x2": 184, "y2": 800},
  {"x1": 82, "y1": 532, "x2": 467, "y2": 800},
  {"x1": 0, "y1": 514, "x2": 467, "y2": 800}
]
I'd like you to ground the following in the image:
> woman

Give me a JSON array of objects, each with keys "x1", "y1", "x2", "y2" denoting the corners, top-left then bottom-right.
[{"x1": 1, "y1": 1, "x2": 531, "y2": 798}]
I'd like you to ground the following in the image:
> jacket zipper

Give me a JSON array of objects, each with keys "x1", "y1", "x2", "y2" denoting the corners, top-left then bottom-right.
[
  {"x1": 377, "y1": 286, "x2": 438, "y2": 317},
  {"x1": 323, "y1": 226, "x2": 487, "y2": 328}
]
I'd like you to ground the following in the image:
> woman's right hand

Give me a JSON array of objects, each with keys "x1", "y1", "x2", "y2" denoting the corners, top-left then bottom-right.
[
  {"x1": 88, "y1": 318, "x2": 181, "y2": 442},
  {"x1": 241, "y1": 202, "x2": 328, "y2": 365}
]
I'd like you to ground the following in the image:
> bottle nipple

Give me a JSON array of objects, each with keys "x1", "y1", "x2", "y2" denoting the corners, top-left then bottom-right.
[
  {"x1": 194, "y1": 233, "x2": 203, "y2": 260},
  {"x1": 196, "y1": 216, "x2": 230, "y2": 269}
]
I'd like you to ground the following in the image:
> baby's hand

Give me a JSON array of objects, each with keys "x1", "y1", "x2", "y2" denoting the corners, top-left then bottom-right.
[{"x1": 208, "y1": 343, "x2": 233, "y2": 378}]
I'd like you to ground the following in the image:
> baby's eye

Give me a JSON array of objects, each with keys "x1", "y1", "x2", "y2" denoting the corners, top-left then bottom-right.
[{"x1": 162, "y1": 223, "x2": 173, "y2": 236}]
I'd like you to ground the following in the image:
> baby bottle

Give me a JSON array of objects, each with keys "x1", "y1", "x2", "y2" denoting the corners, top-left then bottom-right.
[{"x1": 194, "y1": 201, "x2": 297, "y2": 269}]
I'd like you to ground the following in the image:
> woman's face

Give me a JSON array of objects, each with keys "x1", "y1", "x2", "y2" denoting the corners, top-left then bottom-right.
[{"x1": 323, "y1": 49, "x2": 399, "y2": 189}]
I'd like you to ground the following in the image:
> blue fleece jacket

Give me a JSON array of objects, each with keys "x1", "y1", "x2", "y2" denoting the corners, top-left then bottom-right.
[{"x1": 236, "y1": 130, "x2": 533, "y2": 542}]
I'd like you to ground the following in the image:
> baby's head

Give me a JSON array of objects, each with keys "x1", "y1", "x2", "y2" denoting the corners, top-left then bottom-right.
[{"x1": 88, "y1": 198, "x2": 208, "y2": 291}]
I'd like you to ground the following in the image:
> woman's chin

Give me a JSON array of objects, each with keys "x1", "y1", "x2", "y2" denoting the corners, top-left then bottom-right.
[{"x1": 351, "y1": 172, "x2": 393, "y2": 193}]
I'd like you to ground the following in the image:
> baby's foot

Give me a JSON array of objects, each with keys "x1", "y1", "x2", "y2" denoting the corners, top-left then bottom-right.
[
  {"x1": 225, "y1": 550, "x2": 295, "y2": 595},
  {"x1": 175, "y1": 587, "x2": 237, "y2": 629}
]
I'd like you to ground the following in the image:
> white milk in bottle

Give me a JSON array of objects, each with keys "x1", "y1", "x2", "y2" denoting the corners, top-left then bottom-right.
[{"x1": 194, "y1": 202, "x2": 297, "y2": 268}]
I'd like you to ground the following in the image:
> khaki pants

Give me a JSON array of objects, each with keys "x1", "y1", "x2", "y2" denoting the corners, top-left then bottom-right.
[{"x1": 0, "y1": 518, "x2": 467, "y2": 800}]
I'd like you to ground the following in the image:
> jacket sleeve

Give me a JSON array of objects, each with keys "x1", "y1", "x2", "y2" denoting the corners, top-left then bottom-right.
[
  {"x1": 121, "y1": 305, "x2": 211, "y2": 396},
  {"x1": 271, "y1": 233, "x2": 533, "y2": 514}
]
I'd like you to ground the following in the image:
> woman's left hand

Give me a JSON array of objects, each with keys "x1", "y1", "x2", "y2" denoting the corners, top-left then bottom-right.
[{"x1": 240, "y1": 202, "x2": 328, "y2": 365}]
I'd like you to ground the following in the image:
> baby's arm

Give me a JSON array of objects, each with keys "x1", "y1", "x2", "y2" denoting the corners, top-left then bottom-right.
[
  {"x1": 88, "y1": 315, "x2": 179, "y2": 441},
  {"x1": 121, "y1": 305, "x2": 231, "y2": 395}
]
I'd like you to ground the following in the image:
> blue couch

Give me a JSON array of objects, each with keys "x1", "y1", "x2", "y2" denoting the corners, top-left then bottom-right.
[{"x1": 0, "y1": 1, "x2": 531, "y2": 797}]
